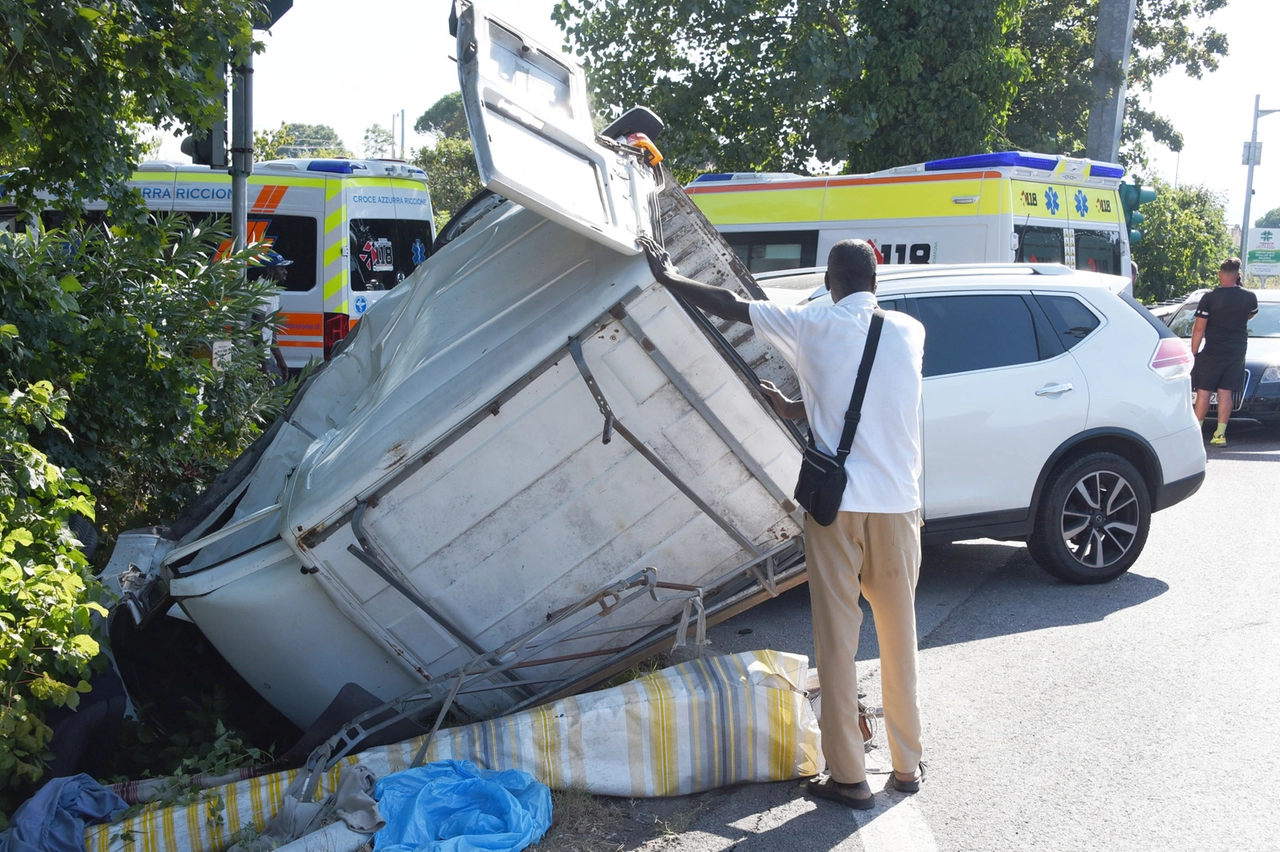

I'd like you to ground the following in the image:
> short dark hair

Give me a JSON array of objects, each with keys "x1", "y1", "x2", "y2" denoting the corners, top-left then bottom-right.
[
  {"x1": 827, "y1": 239, "x2": 878, "y2": 294},
  {"x1": 1220, "y1": 257, "x2": 1241, "y2": 274}
]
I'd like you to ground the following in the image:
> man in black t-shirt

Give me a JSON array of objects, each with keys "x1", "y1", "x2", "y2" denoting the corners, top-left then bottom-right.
[{"x1": 1191, "y1": 257, "x2": 1259, "y2": 446}]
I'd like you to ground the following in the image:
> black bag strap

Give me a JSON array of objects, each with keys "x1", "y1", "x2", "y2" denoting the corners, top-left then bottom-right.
[{"x1": 835, "y1": 308, "x2": 885, "y2": 459}]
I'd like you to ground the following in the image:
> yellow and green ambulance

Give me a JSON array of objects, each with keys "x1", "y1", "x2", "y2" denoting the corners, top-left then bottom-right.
[
  {"x1": 687, "y1": 152, "x2": 1133, "y2": 286},
  {"x1": 2, "y1": 158, "x2": 435, "y2": 370}
]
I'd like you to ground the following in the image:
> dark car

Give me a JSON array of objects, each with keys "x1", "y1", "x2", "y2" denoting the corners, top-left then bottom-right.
[{"x1": 1167, "y1": 289, "x2": 1280, "y2": 424}]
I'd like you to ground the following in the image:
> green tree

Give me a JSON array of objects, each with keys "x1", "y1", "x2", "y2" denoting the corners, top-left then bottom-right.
[
  {"x1": 850, "y1": 0, "x2": 1026, "y2": 172},
  {"x1": 0, "y1": 0, "x2": 261, "y2": 212},
  {"x1": 254, "y1": 122, "x2": 298, "y2": 161},
  {"x1": 554, "y1": 0, "x2": 874, "y2": 178},
  {"x1": 415, "y1": 91, "x2": 469, "y2": 140},
  {"x1": 554, "y1": 0, "x2": 1227, "y2": 178},
  {"x1": 1004, "y1": 0, "x2": 1228, "y2": 168},
  {"x1": 412, "y1": 135, "x2": 482, "y2": 227},
  {"x1": 278, "y1": 123, "x2": 351, "y2": 158},
  {"x1": 1131, "y1": 178, "x2": 1233, "y2": 302},
  {"x1": 0, "y1": 381, "x2": 106, "y2": 825},
  {"x1": 0, "y1": 219, "x2": 287, "y2": 535},
  {"x1": 363, "y1": 123, "x2": 395, "y2": 158},
  {"x1": 1255, "y1": 206, "x2": 1280, "y2": 229}
]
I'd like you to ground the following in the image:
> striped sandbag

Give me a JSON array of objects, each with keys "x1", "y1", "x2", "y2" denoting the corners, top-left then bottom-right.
[{"x1": 86, "y1": 650, "x2": 822, "y2": 852}]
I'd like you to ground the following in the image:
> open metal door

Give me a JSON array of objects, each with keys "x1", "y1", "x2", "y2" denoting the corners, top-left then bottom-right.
[{"x1": 455, "y1": 1, "x2": 649, "y2": 255}]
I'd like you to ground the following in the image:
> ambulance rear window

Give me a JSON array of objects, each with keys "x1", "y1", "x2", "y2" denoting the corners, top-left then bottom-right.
[
  {"x1": 1015, "y1": 225, "x2": 1064, "y2": 264},
  {"x1": 349, "y1": 219, "x2": 434, "y2": 291},
  {"x1": 1073, "y1": 229, "x2": 1122, "y2": 276}
]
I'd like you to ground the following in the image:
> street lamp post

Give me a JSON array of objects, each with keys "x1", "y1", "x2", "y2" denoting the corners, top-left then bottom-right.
[{"x1": 1241, "y1": 94, "x2": 1279, "y2": 278}]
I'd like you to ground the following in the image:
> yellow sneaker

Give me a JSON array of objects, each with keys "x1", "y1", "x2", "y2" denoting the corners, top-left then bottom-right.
[{"x1": 1210, "y1": 433, "x2": 1227, "y2": 446}]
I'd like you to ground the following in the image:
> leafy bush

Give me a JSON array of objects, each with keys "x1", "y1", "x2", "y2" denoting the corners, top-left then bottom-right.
[
  {"x1": 0, "y1": 381, "x2": 106, "y2": 826},
  {"x1": 1131, "y1": 178, "x2": 1235, "y2": 303},
  {"x1": 0, "y1": 216, "x2": 291, "y2": 538}
]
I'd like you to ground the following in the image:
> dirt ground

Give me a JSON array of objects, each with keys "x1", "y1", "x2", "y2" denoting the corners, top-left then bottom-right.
[{"x1": 532, "y1": 787, "x2": 714, "y2": 852}]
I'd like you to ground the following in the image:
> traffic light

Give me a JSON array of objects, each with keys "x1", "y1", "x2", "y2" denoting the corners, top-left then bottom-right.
[
  {"x1": 1118, "y1": 179, "x2": 1157, "y2": 245},
  {"x1": 181, "y1": 121, "x2": 228, "y2": 168},
  {"x1": 261, "y1": 0, "x2": 292, "y2": 27}
]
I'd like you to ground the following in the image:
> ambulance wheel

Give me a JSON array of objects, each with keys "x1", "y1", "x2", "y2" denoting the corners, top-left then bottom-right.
[{"x1": 1027, "y1": 452, "x2": 1150, "y2": 584}]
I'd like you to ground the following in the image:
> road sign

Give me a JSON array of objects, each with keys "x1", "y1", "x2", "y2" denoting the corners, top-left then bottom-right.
[{"x1": 1247, "y1": 227, "x2": 1280, "y2": 277}]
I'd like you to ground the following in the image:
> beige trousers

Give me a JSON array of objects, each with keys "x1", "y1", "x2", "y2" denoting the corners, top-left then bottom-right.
[{"x1": 805, "y1": 509, "x2": 923, "y2": 783}]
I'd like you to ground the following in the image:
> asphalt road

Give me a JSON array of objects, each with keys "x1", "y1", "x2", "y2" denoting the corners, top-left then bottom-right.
[{"x1": 623, "y1": 422, "x2": 1280, "y2": 852}]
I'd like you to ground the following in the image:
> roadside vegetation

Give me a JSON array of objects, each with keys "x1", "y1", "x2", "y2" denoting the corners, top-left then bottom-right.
[
  {"x1": 0, "y1": 0, "x2": 290, "y2": 826},
  {"x1": 1130, "y1": 179, "x2": 1236, "y2": 302}
]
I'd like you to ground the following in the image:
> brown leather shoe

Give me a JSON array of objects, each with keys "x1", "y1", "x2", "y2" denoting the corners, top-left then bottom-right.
[
  {"x1": 886, "y1": 760, "x2": 927, "y2": 793},
  {"x1": 806, "y1": 775, "x2": 875, "y2": 810}
]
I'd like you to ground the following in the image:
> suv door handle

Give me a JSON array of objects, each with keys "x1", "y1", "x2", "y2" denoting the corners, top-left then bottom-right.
[{"x1": 1035, "y1": 382, "x2": 1075, "y2": 396}]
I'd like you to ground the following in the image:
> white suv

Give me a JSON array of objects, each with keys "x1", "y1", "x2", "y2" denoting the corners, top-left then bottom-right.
[{"x1": 758, "y1": 264, "x2": 1207, "y2": 583}]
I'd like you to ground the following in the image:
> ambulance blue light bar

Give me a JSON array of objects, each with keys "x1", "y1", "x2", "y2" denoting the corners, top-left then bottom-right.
[
  {"x1": 307, "y1": 160, "x2": 356, "y2": 174},
  {"x1": 690, "y1": 173, "x2": 735, "y2": 183},
  {"x1": 925, "y1": 153, "x2": 1060, "y2": 172},
  {"x1": 1089, "y1": 164, "x2": 1126, "y2": 179}
]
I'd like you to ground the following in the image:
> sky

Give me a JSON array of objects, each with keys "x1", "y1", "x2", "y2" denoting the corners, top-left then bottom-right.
[{"x1": 158, "y1": 0, "x2": 1277, "y2": 231}]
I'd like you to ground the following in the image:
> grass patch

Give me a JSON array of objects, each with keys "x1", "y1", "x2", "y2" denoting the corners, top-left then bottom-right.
[{"x1": 535, "y1": 786, "x2": 628, "y2": 852}]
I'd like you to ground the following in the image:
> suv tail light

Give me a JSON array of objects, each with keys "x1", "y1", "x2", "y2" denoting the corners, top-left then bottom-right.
[
  {"x1": 323, "y1": 312, "x2": 350, "y2": 360},
  {"x1": 1149, "y1": 338, "x2": 1192, "y2": 380}
]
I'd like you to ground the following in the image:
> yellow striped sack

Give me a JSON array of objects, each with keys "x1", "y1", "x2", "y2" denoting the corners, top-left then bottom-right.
[{"x1": 86, "y1": 649, "x2": 822, "y2": 852}]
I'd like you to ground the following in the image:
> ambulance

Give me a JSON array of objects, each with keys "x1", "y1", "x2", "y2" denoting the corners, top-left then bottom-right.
[
  {"x1": 686, "y1": 151, "x2": 1133, "y2": 287},
  {"x1": 2, "y1": 158, "x2": 436, "y2": 370}
]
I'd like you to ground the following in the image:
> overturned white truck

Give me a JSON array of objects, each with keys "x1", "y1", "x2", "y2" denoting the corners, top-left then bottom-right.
[{"x1": 103, "y1": 2, "x2": 809, "y2": 735}]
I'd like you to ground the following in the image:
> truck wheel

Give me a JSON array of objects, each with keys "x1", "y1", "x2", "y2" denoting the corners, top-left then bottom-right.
[
  {"x1": 68, "y1": 513, "x2": 100, "y2": 559},
  {"x1": 1028, "y1": 452, "x2": 1150, "y2": 584}
]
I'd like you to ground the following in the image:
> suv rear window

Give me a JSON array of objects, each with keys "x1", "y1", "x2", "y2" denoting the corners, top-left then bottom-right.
[
  {"x1": 1035, "y1": 294, "x2": 1101, "y2": 350},
  {"x1": 914, "y1": 294, "x2": 1041, "y2": 377}
]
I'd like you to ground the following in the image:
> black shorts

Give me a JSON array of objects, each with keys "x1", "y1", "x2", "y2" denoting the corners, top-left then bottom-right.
[{"x1": 1192, "y1": 352, "x2": 1247, "y2": 393}]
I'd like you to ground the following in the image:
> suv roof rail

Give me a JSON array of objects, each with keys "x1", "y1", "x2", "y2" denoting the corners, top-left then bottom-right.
[{"x1": 876, "y1": 262, "x2": 1077, "y2": 278}]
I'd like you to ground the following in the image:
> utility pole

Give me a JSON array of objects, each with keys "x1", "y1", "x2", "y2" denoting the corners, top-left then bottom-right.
[
  {"x1": 401, "y1": 108, "x2": 406, "y2": 159},
  {"x1": 1241, "y1": 95, "x2": 1280, "y2": 278},
  {"x1": 230, "y1": 51, "x2": 253, "y2": 253},
  {"x1": 1084, "y1": 0, "x2": 1138, "y2": 163}
]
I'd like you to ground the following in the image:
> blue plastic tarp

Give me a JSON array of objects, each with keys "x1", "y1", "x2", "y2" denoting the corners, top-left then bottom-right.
[
  {"x1": 373, "y1": 760, "x2": 551, "y2": 852},
  {"x1": 0, "y1": 774, "x2": 127, "y2": 852}
]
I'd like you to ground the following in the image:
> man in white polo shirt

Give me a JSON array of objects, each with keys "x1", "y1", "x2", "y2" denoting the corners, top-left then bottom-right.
[{"x1": 640, "y1": 237, "x2": 926, "y2": 810}]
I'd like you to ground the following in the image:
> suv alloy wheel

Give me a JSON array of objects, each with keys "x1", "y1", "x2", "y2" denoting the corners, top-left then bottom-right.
[{"x1": 1028, "y1": 452, "x2": 1151, "y2": 584}]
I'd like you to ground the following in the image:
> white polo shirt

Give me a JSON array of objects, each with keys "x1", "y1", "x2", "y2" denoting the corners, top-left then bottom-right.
[{"x1": 749, "y1": 291, "x2": 925, "y2": 514}]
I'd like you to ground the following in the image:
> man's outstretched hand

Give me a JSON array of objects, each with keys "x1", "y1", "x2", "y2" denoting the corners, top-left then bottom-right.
[{"x1": 637, "y1": 235, "x2": 678, "y2": 283}]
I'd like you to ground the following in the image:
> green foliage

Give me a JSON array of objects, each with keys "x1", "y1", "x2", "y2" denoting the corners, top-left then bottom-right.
[
  {"x1": 0, "y1": 217, "x2": 290, "y2": 538},
  {"x1": 412, "y1": 136, "x2": 482, "y2": 228},
  {"x1": 110, "y1": 686, "x2": 272, "y2": 784},
  {"x1": 363, "y1": 124, "x2": 396, "y2": 159},
  {"x1": 0, "y1": 0, "x2": 263, "y2": 213},
  {"x1": 555, "y1": 0, "x2": 1227, "y2": 177},
  {"x1": 0, "y1": 381, "x2": 107, "y2": 823},
  {"x1": 1255, "y1": 206, "x2": 1280, "y2": 229},
  {"x1": 278, "y1": 124, "x2": 351, "y2": 158},
  {"x1": 254, "y1": 122, "x2": 298, "y2": 162},
  {"x1": 1131, "y1": 177, "x2": 1233, "y2": 302},
  {"x1": 1004, "y1": 0, "x2": 1228, "y2": 167},
  {"x1": 555, "y1": 0, "x2": 873, "y2": 180},
  {"x1": 849, "y1": 0, "x2": 1027, "y2": 172},
  {"x1": 415, "y1": 92, "x2": 469, "y2": 140}
]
